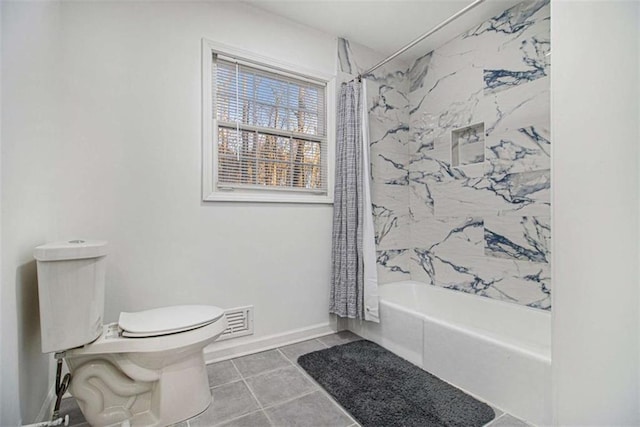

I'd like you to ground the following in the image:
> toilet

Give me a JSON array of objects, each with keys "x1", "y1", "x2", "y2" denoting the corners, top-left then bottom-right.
[{"x1": 34, "y1": 240, "x2": 228, "y2": 427}]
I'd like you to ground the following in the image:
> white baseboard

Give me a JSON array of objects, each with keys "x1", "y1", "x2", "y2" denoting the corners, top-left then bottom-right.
[{"x1": 204, "y1": 322, "x2": 337, "y2": 363}]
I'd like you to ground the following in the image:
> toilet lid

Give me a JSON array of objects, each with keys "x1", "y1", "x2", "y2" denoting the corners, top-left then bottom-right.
[{"x1": 119, "y1": 305, "x2": 225, "y2": 338}]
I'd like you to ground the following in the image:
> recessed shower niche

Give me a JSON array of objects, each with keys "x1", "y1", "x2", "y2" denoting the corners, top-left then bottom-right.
[{"x1": 451, "y1": 123, "x2": 485, "y2": 167}]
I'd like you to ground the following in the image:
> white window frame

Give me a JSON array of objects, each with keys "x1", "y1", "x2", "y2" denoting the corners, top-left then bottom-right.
[{"x1": 202, "y1": 39, "x2": 335, "y2": 204}]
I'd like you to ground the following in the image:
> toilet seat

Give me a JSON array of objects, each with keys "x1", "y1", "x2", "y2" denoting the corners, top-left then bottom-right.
[
  {"x1": 119, "y1": 305, "x2": 225, "y2": 338},
  {"x1": 66, "y1": 314, "x2": 228, "y2": 356}
]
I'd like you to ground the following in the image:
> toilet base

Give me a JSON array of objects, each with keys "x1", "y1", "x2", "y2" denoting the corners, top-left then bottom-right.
[{"x1": 66, "y1": 347, "x2": 213, "y2": 426}]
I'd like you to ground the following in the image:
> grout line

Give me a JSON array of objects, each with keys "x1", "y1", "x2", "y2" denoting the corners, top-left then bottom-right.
[
  {"x1": 484, "y1": 413, "x2": 504, "y2": 426},
  {"x1": 275, "y1": 348, "x2": 321, "y2": 387},
  {"x1": 240, "y1": 349, "x2": 317, "y2": 425},
  {"x1": 315, "y1": 337, "x2": 330, "y2": 348},
  {"x1": 240, "y1": 375, "x2": 263, "y2": 409},
  {"x1": 278, "y1": 350, "x2": 295, "y2": 364},
  {"x1": 277, "y1": 349, "x2": 322, "y2": 386},
  {"x1": 209, "y1": 392, "x2": 318, "y2": 427},
  {"x1": 218, "y1": 353, "x2": 322, "y2": 425},
  {"x1": 230, "y1": 359, "x2": 263, "y2": 408},
  {"x1": 210, "y1": 408, "x2": 268, "y2": 427},
  {"x1": 210, "y1": 361, "x2": 270, "y2": 426},
  {"x1": 231, "y1": 351, "x2": 294, "y2": 380},
  {"x1": 232, "y1": 363, "x2": 295, "y2": 382},
  {"x1": 278, "y1": 339, "x2": 329, "y2": 363},
  {"x1": 228, "y1": 358, "x2": 243, "y2": 381},
  {"x1": 210, "y1": 377, "x2": 245, "y2": 391},
  {"x1": 316, "y1": 336, "x2": 335, "y2": 348},
  {"x1": 260, "y1": 407, "x2": 276, "y2": 426},
  {"x1": 202, "y1": 361, "x2": 271, "y2": 427},
  {"x1": 223, "y1": 346, "x2": 347, "y2": 425},
  {"x1": 490, "y1": 406, "x2": 505, "y2": 420},
  {"x1": 276, "y1": 347, "x2": 306, "y2": 366},
  {"x1": 261, "y1": 409, "x2": 276, "y2": 427},
  {"x1": 279, "y1": 348, "x2": 359, "y2": 426},
  {"x1": 261, "y1": 389, "x2": 319, "y2": 411}
]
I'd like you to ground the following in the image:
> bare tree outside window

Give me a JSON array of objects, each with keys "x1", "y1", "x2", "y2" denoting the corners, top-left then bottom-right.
[{"x1": 214, "y1": 57, "x2": 326, "y2": 193}]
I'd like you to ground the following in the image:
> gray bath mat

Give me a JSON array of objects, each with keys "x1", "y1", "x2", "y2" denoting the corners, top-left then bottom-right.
[{"x1": 298, "y1": 340, "x2": 495, "y2": 427}]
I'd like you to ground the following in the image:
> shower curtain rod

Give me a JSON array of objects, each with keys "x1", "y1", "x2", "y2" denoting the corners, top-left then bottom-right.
[{"x1": 357, "y1": 0, "x2": 486, "y2": 80}]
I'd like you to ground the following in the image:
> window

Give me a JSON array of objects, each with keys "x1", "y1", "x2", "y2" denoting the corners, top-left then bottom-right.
[{"x1": 202, "y1": 40, "x2": 334, "y2": 203}]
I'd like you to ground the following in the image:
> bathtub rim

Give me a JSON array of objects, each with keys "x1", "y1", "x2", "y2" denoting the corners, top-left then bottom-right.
[{"x1": 379, "y1": 280, "x2": 552, "y2": 314}]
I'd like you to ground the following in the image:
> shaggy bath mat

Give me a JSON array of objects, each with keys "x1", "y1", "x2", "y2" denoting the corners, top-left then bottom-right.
[{"x1": 298, "y1": 340, "x2": 495, "y2": 427}]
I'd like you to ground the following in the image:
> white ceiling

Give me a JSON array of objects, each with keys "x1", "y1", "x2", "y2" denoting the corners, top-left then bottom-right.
[{"x1": 242, "y1": 0, "x2": 521, "y2": 63}]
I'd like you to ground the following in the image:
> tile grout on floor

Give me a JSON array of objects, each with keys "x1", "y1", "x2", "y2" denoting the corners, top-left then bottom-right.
[
  {"x1": 276, "y1": 344, "x2": 360, "y2": 426},
  {"x1": 233, "y1": 347, "x2": 319, "y2": 409},
  {"x1": 485, "y1": 413, "x2": 505, "y2": 426},
  {"x1": 206, "y1": 339, "x2": 357, "y2": 427},
  {"x1": 219, "y1": 355, "x2": 339, "y2": 427},
  {"x1": 228, "y1": 358, "x2": 269, "y2": 425},
  {"x1": 66, "y1": 333, "x2": 524, "y2": 427},
  {"x1": 210, "y1": 408, "x2": 266, "y2": 427},
  {"x1": 227, "y1": 354, "x2": 294, "y2": 381}
]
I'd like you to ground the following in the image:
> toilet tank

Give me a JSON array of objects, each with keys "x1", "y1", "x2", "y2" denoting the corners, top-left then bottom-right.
[{"x1": 34, "y1": 240, "x2": 108, "y2": 353}]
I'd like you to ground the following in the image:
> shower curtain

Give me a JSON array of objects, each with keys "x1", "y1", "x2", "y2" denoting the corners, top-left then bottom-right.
[{"x1": 329, "y1": 80, "x2": 379, "y2": 323}]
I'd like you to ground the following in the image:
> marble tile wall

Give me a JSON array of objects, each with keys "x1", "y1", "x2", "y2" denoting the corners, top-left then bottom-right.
[
  {"x1": 337, "y1": 0, "x2": 551, "y2": 311},
  {"x1": 337, "y1": 37, "x2": 413, "y2": 285}
]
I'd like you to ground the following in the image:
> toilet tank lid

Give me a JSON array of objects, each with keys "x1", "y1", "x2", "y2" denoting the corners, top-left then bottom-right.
[
  {"x1": 34, "y1": 240, "x2": 108, "y2": 261},
  {"x1": 119, "y1": 305, "x2": 225, "y2": 337}
]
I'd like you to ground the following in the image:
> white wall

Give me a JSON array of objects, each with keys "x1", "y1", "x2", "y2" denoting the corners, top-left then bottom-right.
[
  {"x1": 1, "y1": 1, "x2": 336, "y2": 424},
  {"x1": 551, "y1": 1, "x2": 640, "y2": 425},
  {"x1": 2, "y1": 2, "x2": 63, "y2": 423},
  {"x1": 0, "y1": 0, "x2": 4, "y2": 422}
]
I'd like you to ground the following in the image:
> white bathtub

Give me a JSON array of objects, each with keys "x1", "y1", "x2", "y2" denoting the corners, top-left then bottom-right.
[{"x1": 348, "y1": 281, "x2": 551, "y2": 426}]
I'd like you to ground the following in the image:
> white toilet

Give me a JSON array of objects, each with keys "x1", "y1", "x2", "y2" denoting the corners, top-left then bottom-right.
[{"x1": 34, "y1": 240, "x2": 228, "y2": 427}]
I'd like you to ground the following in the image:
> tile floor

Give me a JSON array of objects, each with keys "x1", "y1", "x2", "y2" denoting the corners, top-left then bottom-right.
[{"x1": 60, "y1": 331, "x2": 533, "y2": 427}]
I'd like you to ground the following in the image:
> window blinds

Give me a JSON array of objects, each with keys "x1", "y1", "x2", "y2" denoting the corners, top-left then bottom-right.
[{"x1": 213, "y1": 55, "x2": 327, "y2": 193}]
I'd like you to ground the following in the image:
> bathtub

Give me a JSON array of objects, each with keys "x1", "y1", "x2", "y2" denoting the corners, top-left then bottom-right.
[{"x1": 347, "y1": 281, "x2": 551, "y2": 426}]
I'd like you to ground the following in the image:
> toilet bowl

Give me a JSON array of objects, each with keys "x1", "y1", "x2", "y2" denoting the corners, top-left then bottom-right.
[
  {"x1": 34, "y1": 240, "x2": 228, "y2": 427},
  {"x1": 64, "y1": 306, "x2": 227, "y2": 427}
]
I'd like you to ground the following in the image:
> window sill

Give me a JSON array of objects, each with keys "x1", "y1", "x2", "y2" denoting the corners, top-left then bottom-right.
[{"x1": 203, "y1": 191, "x2": 333, "y2": 204}]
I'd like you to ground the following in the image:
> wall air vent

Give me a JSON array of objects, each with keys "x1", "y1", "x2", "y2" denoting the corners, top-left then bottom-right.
[{"x1": 218, "y1": 306, "x2": 254, "y2": 341}]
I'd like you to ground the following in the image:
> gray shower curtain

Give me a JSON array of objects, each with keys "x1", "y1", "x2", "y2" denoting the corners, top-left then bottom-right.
[{"x1": 330, "y1": 80, "x2": 379, "y2": 322}]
